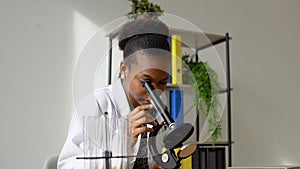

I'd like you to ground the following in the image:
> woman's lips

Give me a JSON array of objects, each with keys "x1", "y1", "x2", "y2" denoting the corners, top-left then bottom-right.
[{"x1": 139, "y1": 99, "x2": 151, "y2": 105}]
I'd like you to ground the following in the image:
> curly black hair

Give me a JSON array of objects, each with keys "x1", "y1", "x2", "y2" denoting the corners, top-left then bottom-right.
[{"x1": 118, "y1": 19, "x2": 171, "y2": 63}]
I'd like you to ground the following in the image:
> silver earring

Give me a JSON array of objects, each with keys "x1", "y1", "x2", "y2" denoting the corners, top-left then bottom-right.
[{"x1": 119, "y1": 72, "x2": 125, "y2": 79}]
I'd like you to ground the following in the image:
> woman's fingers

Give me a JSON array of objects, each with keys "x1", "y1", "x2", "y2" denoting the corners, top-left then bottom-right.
[
  {"x1": 129, "y1": 104, "x2": 153, "y2": 118},
  {"x1": 129, "y1": 104, "x2": 156, "y2": 124},
  {"x1": 131, "y1": 125, "x2": 154, "y2": 136},
  {"x1": 129, "y1": 104, "x2": 158, "y2": 147},
  {"x1": 153, "y1": 163, "x2": 162, "y2": 169}
]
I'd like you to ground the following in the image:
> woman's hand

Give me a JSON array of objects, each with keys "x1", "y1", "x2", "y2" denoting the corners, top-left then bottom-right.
[
  {"x1": 153, "y1": 163, "x2": 162, "y2": 169},
  {"x1": 128, "y1": 104, "x2": 156, "y2": 147}
]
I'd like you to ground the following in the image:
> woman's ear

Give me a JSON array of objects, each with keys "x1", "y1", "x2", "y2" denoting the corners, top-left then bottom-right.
[{"x1": 120, "y1": 60, "x2": 128, "y2": 78}]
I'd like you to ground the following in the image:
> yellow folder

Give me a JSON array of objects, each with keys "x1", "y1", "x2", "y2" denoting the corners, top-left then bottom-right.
[
  {"x1": 171, "y1": 35, "x2": 182, "y2": 85},
  {"x1": 170, "y1": 34, "x2": 192, "y2": 169}
]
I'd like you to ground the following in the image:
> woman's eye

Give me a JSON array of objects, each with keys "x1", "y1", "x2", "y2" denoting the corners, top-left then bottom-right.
[{"x1": 139, "y1": 79, "x2": 147, "y2": 84}]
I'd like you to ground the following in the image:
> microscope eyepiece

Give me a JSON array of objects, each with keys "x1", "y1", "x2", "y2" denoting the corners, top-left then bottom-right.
[{"x1": 142, "y1": 80, "x2": 175, "y2": 127}]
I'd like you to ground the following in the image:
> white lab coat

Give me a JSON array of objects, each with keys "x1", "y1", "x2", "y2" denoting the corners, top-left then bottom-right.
[{"x1": 58, "y1": 79, "x2": 156, "y2": 169}]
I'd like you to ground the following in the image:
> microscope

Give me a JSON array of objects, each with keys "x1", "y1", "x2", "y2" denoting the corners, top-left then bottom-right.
[{"x1": 143, "y1": 80, "x2": 196, "y2": 169}]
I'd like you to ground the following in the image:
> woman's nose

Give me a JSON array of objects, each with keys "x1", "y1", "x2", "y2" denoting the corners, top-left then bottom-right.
[
  {"x1": 145, "y1": 94, "x2": 151, "y2": 101},
  {"x1": 152, "y1": 83, "x2": 164, "y2": 95}
]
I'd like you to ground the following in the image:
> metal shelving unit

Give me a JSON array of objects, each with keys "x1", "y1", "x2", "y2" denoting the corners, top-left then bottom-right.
[{"x1": 173, "y1": 28, "x2": 232, "y2": 169}]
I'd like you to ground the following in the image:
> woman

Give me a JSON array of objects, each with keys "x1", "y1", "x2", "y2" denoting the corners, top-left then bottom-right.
[{"x1": 58, "y1": 18, "x2": 171, "y2": 169}]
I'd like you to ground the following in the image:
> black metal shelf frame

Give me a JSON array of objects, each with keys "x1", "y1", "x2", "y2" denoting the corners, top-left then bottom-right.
[{"x1": 192, "y1": 32, "x2": 232, "y2": 168}]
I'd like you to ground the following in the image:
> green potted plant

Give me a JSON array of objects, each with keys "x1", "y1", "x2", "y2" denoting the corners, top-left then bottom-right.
[
  {"x1": 182, "y1": 54, "x2": 222, "y2": 145},
  {"x1": 126, "y1": 0, "x2": 164, "y2": 19}
]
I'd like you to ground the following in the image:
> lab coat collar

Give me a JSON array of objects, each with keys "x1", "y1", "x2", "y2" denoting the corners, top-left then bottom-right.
[{"x1": 111, "y1": 78, "x2": 131, "y2": 117}]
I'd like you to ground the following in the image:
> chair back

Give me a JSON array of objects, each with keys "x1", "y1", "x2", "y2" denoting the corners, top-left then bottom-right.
[{"x1": 43, "y1": 156, "x2": 58, "y2": 169}]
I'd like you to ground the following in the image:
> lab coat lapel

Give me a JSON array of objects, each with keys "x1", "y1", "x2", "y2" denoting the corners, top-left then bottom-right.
[{"x1": 111, "y1": 79, "x2": 131, "y2": 117}]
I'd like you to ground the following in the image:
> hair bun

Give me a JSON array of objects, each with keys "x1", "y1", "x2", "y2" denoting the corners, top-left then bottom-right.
[
  {"x1": 118, "y1": 37, "x2": 129, "y2": 51},
  {"x1": 118, "y1": 19, "x2": 169, "y2": 51}
]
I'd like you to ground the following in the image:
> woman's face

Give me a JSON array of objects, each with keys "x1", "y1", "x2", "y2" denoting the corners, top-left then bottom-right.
[{"x1": 121, "y1": 53, "x2": 170, "y2": 108}]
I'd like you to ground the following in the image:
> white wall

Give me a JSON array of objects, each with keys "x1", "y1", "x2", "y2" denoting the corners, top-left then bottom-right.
[
  {"x1": 0, "y1": 1, "x2": 125, "y2": 169},
  {"x1": 162, "y1": 0, "x2": 300, "y2": 166},
  {"x1": 1, "y1": 0, "x2": 300, "y2": 169},
  {"x1": 0, "y1": 1, "x2": 74, "y2": 169}
]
